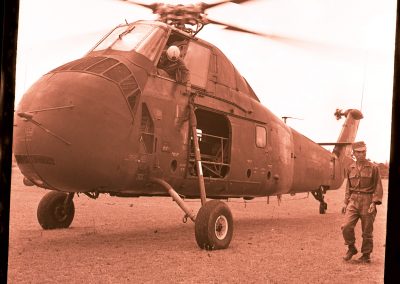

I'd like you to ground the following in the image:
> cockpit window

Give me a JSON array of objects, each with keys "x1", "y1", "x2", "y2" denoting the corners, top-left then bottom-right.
[
  {"x1": 111, "y1": 25, "x2": 153, "y2": 51},
  {"x1": 92, "y1": 23, "x2": 167, "y2": 61},
  {"x1": 93, "y1": 25, "x2": 129, "y2": 51}
]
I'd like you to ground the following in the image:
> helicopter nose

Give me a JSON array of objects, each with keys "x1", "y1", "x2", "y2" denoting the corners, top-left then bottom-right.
[{"x1": 14, "y1": 61, "x2": 143, "y2": 192}]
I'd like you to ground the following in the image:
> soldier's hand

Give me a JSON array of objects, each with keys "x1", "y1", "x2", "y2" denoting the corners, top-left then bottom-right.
[
  {"x1": 341, "y1": 204, "x2": 347, "y2": 215},
  {"x1": 368, "y1": 203, "x2": 376, "y2": 213}
]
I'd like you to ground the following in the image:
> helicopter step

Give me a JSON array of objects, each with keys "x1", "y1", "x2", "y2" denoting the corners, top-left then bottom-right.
[{"x1": 311, "y1": 186, "x2": 328, "y2": 214}]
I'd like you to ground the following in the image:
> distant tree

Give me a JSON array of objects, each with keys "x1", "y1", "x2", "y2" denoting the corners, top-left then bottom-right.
[{"x1": 375, "y1": 162, "x2": 389, "y2": 179}]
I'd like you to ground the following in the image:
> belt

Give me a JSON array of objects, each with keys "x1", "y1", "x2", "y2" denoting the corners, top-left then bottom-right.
[{"x1": 351, "y1": 191, "x2": 373, "y2": 195}]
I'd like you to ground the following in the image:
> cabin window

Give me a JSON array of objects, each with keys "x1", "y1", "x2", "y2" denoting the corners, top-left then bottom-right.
[
  {"x1": 255, "y1": 126, "x2": 267, "y2": 148},
  {"x1": 183, "y1": 42, "x2": 211, "y2": 89},
  {"x1": 140, "y1": 104, "x2": 155, "y2": 154}
]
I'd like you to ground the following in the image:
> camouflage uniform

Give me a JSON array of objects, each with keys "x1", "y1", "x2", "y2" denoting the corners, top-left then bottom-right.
[{"x1": 342, "y1": 150, "x2": 383, "y2": 256}]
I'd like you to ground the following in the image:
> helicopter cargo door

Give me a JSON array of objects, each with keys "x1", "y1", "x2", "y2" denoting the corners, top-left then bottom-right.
[{"x1": 188, "y1": 108, "x2": 231, "y2": 180}]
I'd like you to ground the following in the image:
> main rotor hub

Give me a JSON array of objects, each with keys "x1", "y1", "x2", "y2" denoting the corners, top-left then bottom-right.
[
  {"x1": 153, "y1": 3, "x2": 208, "y2": 35},
  {"x1": 124, "y1": 1, "x2": 262, "y2": 36}
]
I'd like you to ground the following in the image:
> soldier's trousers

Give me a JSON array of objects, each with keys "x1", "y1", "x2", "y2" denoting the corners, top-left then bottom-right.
[{"x1": 342, "y1": 193, "x2": 377, "y2": 254}]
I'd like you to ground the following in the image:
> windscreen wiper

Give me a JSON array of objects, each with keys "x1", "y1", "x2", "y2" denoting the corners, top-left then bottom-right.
[{"x1": 119, "y1": 25, "x2": 136, "y2": 39}]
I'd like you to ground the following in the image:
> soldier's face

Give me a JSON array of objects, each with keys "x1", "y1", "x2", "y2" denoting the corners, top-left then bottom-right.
[{"x1": 353, "y1": 150, "x2": 367, "y2": 161}]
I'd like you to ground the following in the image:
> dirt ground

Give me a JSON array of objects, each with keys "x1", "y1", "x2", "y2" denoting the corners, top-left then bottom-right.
[{"x1": 8, "y1": 167, "x2": 387, "y2": 283}]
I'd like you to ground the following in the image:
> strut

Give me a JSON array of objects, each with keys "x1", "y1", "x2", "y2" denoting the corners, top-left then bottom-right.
[
  {"x1": 188, "y1": 100, "x2": 207, "y2": 206},
  {"x1": 150, "y1": 177, "x2": 196, "y2": 222}
]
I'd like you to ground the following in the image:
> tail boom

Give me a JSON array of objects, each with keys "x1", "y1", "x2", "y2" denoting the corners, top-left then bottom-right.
[{"x1": 332, "y1": 109, "x2": 363, "y2": 164}]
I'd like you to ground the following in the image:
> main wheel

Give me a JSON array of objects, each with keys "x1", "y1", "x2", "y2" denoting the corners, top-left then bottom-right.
[
  {"x1": 319, "y1": 202, "x2": 327, "y2": 214},
  {"x1": 37, "y1": 191, "x2": 75, "y2": 229},
  {"x1": 195, "y1": 200, "x2": 233, "y2": 250}
]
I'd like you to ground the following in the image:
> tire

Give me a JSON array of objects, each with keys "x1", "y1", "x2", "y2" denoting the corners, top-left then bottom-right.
[
  {"x1": 319, "y1": 202, "x2": 327, "y2": 214},
  {"x1": 37, "y1": 191, "x2": 75, "y2": 229},
  {"x1": 195, "y1": 200, "x2": 233, "y2": 250}
]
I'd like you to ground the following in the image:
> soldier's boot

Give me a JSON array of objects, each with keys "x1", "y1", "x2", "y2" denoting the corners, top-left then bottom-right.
[
  {"x1": 343, "y1": 245, "x2": 358, "y2": 261},
  {"x1": 357, "y1": 253, "x2": 371, "y2": 263}
]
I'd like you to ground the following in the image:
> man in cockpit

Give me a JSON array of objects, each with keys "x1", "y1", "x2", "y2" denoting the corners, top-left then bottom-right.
[{"x1": 158, "y1": 45, "x2": 191, "y2": 93}]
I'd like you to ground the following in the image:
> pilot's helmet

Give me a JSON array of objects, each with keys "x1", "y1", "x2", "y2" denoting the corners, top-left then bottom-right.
[
  {"x1": 352, "y1": 141, "x2": 367, "y2": 152},
  {"x1": 166, "y1": 45, "x2": 180, "y2": 61}
]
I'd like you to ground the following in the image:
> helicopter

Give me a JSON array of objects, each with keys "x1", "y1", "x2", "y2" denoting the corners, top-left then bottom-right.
[{"x1": 13, "y1": 0, "x2": 363, "y2": 250}]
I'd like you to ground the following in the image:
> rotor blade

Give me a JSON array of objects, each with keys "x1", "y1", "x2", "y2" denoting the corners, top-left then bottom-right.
[
  {"x1": 223, "y1": 24, "x2": 268, "y2": 37},
  {"x1": 223, "y1": 25, "x2": 306, "y2": 43},
  {"x1": 119, "y1": 0, "x2": 159, "y2": 12},
  {"x1": 200, "y1": 0, "x2": 256, "y2": 10},
  {"x1": 231, "y1": 0, "x2": 257, "y2": 3},
  {"x1": 207, "y1": 18, "x2": 355, "y2": 56},
  {"x1": 206, "y1": 18, "x2": 266, "y2": 37}
]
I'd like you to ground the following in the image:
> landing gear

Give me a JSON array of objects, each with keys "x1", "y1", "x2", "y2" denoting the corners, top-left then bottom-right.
[
  {"x1": 311, "y1": 186, "x2": 328, "y2": 214},
  {"x1": 319, "y1": 202, "x2": 328, "y2": 214},
  {"x1": 151, "y1": 178, "x2": 234, "y2": 250},
  {"x1": 37, "y1": 191, "x2": 75, "y2": 229},
  {"x1": 195, "y1": 200, "x2": 233, "y2": 250}
]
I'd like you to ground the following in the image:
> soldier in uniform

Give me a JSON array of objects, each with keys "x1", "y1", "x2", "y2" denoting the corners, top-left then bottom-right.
[
  {"x1": 158, "y1": 45, "x2": 191, "y2": 87},
  {"x1": 341, "y1": 141, "x2": 383, "y2": 263}
]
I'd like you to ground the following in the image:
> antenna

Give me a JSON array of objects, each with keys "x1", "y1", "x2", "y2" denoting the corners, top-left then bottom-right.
[
  {"x1": 360, "y1": 50, "x2": 369, "y2": 112},
  {"x1": 281, "y1": 116, "x2": 303, "y2": 124}
]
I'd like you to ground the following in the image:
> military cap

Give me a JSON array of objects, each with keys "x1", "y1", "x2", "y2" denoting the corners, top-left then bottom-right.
[{"x1": 352, "y1": 141, "x2": 367, "y2": 151}]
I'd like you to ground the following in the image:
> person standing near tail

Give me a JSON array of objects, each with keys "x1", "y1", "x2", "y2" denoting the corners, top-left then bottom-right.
[{"x1": 341, "y1": 141, "x2": 383, "y2": 263}]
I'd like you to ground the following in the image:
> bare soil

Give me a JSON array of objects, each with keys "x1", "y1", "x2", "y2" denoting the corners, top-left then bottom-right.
[{"x1": 8, "y1": 168, "x2": 387, "y2": 283}]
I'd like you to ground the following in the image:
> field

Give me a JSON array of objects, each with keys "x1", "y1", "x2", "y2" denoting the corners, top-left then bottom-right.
[{"x1": 8, "y1": 167, "x2": 387, "y2": 283}]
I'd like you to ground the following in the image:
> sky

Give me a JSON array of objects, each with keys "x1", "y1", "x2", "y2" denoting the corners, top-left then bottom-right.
[{"x1": 16, "y1": 0, "x2": 397, "y2": 163}]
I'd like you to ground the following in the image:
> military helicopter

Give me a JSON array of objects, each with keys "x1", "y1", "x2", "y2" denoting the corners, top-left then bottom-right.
[{"x1": 13, "y1": 0, "x2": 363, "y2": 250}]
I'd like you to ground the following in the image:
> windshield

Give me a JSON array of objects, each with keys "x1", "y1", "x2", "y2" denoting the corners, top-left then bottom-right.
[{"x1": 93, "y1": 23, "x2": 167, "y2": 61}]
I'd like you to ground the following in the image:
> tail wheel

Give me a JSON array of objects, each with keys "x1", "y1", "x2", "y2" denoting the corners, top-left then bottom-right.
[
  {"x1": 319, "y1": 202, "x2": 327, "y2": 214},
  {"x1": 37, "y1": 191, "x2": 75, "y2": 229},
  {"x1": 195, "y1": 200, "x2": 233, "y2": 250}
]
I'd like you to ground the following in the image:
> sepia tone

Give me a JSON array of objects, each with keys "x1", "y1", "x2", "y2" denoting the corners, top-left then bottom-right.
[
  {"x1": 9, "y1": 167, "x2": 387, "y2": 283},
  {"x1": 8, "y1": 0, "x2": 395, "y2": 282}
]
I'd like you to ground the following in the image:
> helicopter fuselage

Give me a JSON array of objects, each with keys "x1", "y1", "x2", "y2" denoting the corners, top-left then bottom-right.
[{"x1": 13, "y1": 20, "x2": 358, "y2": 200}]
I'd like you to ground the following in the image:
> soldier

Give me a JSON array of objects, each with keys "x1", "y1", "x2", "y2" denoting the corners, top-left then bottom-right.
[
  {"x1": 341, "y1": 141, "x2": 383, "y2": 263},
  {"x1": 158, "y1": 46, "x2": 190, "y2": 83}
]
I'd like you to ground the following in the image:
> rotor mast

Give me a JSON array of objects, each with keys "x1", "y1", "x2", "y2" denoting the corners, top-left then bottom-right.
[
  {"x1": 122, "y1": 0, "x2": 255, "y2": 36},
  {"x1": 154, "y1": 3, "x2": 208, "y2": 35}
]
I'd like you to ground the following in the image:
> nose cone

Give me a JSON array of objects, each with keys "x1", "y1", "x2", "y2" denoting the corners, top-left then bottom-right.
[{"x1": 14, "y1": 69, "x2": 140, "y2": 192}]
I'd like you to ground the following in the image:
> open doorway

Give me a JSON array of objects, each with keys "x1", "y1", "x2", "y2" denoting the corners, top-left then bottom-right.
[{"x1": 188, "y1": 109, "x2": 231, "y2": 178}]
